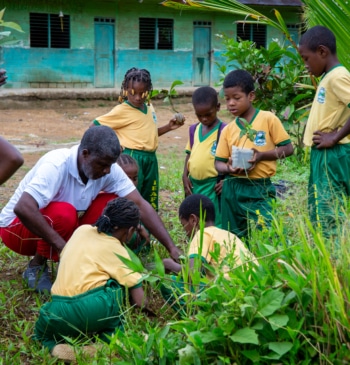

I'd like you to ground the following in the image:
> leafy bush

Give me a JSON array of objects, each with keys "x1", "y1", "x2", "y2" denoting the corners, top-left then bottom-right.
[
  {"x1": 114, "y1": 213, "x2": 350, "y2": 364},
  {"x1": 216, "y1": 35, "x2": 315, "y2": 159}
]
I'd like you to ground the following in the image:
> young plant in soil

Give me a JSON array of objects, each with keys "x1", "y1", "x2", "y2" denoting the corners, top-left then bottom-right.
[{"x1": 232, "y1": 117, "x2": 257, "y2": 170}]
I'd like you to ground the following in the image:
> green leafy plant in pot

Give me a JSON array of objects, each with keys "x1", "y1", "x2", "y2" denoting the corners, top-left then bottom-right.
[{"x1": 231, "y1": 117, "x2": 257, "y2": 170}]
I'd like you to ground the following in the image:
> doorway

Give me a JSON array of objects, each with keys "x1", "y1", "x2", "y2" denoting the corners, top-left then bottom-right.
[
  {"x1": 193, "y1": 21, "x2": 212, "y2": 86},
  {"x1": 94, "y1": 18, "x2": 115, "y2": 88}
]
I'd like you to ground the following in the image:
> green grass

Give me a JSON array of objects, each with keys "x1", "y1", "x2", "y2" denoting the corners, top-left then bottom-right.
[{"x1": 1, "y1": 146, "x2": 349, "y2": 364}]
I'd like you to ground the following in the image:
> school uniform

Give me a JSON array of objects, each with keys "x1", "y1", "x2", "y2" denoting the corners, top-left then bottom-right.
[
  {"x1": 304, "y1": 65, "x2": 350, "y2": 237},
  {"x1": 185, "y1": 121, "x2": 226, "y2": 226},
  {"x1": 34, "y1": 225, "x2": 142, "y2": 351},
  {"x1": 94, "y1": 101, "x2": 160, "y2": 210},
  {"x1": 215, "y1": 109, "x2": 291, "y2": 239}
]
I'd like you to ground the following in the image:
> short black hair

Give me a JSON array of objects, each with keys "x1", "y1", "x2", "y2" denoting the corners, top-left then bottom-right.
[
  {"x1": 80, "y1": 126, "x2": 121, "y2": 160},
  {"x1": 192, "y1": 86, "x2": 218, "y2": 108},
  {"x1": 223, "y1": 69, "x2": 255, "y2": 94},
  {"x1": 299, "y1": 25, "x2": 336, "y2": 54},
  {"x1": 179, "y1": 194, "x2": 215, "y2": 222}
]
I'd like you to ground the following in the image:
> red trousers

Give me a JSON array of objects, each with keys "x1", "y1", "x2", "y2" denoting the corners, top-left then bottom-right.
[{"x1": 0, "y1": 193, "x2": 115, "y2": 262}]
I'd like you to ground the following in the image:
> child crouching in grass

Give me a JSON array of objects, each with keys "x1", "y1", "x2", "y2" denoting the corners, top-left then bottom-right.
[
  {"x1": 161, "y1": 194, "x2": 255, "y2": 315},
  {"x1": 33, "y1": 198, "x2": 154, "y2": 362}
]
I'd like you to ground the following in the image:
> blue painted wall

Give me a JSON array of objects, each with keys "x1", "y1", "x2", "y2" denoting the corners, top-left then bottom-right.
[{"x1": 0, "y1": 0, "x2": 302, "y2": 89}]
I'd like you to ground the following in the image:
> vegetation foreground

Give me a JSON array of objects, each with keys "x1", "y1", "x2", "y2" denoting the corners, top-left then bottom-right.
[{"x1": 0, "y1": 145, "x2": 349, "y2": 364}]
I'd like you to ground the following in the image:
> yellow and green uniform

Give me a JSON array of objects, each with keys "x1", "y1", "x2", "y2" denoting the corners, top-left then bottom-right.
[
  {"x1": 34, "y1": 225, "x2": 142, "y2": 350},
  {"x1": 185, "y1": 121, "x2": 225, "y2": 226},
  {"x1": 161, "y1": 226, "x2": 254, "y2": 314},
  {"x1": 304, "y1": 65, "x2": 350, "y2": 238},
  {"x1": 215, "y1": 109, "x2": 291, "y2": 239},
  {"x1": 93, "y1": 101, "x2": 159, "y2": 210},
  {"x1": 188, "y1": 226, "x2": 253, "y2": 279}
]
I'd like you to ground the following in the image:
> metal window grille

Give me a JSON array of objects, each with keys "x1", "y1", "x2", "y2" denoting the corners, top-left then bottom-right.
[
  {"x1": 237, "y1": 23, "x2": 266, "y2": 49},
  {"x1": 139, "y1": 18, "x2": 173, "y2": 50},
  {"x1": 94, "y1": 18, "x2": 115, "y2": 23},
  {"x1": 30, "y1": 13, "x2": 70, "y2": 48},
  {"x1": 193, "y1": 21, "x2": 212, "y2": 26}
]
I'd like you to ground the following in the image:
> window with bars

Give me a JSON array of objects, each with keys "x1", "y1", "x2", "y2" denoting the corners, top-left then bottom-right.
[
  {"x1": 139, "y1": 18, "x2": 173, "y2": 50},
  {"x1": 236, "y1": 23, "x2": 266, "y2": 49},
  {"x1": 30, "y1": 13, "x2": 70, "y2": 48}
]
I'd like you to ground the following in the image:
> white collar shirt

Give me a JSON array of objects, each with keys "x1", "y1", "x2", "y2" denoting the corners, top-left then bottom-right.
[{"x1": 0, "y1": 145, "x2": 135, "y2": 226}]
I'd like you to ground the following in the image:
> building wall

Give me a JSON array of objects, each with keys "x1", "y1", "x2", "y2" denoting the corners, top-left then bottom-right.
[{"x1": 0, "y1": 0, "x2": 301, "y2": 89}]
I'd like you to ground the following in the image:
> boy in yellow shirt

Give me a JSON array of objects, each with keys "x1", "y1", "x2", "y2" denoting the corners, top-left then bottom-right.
[
  {"x1": 215, "y1": 70, "x2": 293, "y2": 240},
  {"x1": 162, "y1": 194, "x2": 254, "y2": 313},
  {"x1": 299, "y1": 26, "x2": 350, "y2": 239}
]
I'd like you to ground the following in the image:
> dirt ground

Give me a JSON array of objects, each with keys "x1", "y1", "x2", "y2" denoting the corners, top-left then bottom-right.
[{"x1": 0, "y1": 97, "x2": 198, "y2": 207}]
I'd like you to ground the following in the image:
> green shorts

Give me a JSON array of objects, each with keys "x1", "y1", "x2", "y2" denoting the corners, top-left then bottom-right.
[
  {"x1": 221, "y1": 176, "x2": 276, "y2": 240},
  {"x1": 308, "y1": 144, "x2": 350, "y2": 237},
  {"x1": 34, "y1": 280, "x2": 126, "y2": 351},
  {"x1": 123, "y1": 148, "x2": 159, "y2": 211},
  {"x1": 189, "y1": 176, "x2": 222, "y2": 227}
]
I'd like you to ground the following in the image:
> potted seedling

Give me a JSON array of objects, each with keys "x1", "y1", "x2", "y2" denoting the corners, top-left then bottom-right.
[
  {"x1": 231, "y1": 117, "x2": 257, "y2": 170},
  {"x1": 151, "y1": 80, "x2": 185, "y2": 125}
]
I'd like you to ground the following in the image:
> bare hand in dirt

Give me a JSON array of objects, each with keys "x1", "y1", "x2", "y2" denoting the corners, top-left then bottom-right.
[
  {"x1": 0, "y1": 69, "x2": 7, "y2": 87},
  {"x1": 312, "y1": 130, "x2": 338, "y2": 149}
]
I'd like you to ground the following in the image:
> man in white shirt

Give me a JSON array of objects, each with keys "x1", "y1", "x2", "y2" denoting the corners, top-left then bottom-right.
[{"x1": 0, "y1": 126, "x2": 180, "y2": 292}]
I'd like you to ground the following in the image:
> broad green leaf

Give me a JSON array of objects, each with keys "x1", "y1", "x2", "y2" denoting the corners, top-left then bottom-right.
[
  {"x1": 268, "y1": 341, "x2": 293, "y2": 356},
  {"x1": 230, "y1": 327, "x2": 259, "y2": 345},
  {"x1": 0, "y1": 21, "x2": 24, "y2": 32},
  {"x1": 257, "y1": 290, "x2": 284, "y2": 317},
  {"x1": 269, "y1": 314, "x2": 289, "y2": 331},
  {"x1": 242, "y1": 349, "x2": 260, "y2": 362}
]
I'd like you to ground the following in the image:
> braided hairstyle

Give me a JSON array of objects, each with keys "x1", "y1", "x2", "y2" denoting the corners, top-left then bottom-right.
[
  {"x1": 118, "y1": 67, "x2": 153, "y2": 105},
  {"x1": 94, "y1": 197, "x2": 140, "y2": 234},
  {"x1": 117, "y1": 154, "x2": 138, "y2": 170}
]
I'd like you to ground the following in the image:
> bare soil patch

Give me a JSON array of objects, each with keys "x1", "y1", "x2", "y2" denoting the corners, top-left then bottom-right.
[{"x1": 0, "y1": 97, "x2": 197, "y2": 206}]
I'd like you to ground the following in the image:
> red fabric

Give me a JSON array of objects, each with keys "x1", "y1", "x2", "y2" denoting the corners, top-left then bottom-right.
[{"x1": 0, "y1": 193, "x2": 116, "y2": 262}]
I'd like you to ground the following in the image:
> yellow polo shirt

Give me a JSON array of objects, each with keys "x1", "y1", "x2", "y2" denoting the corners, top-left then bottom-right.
[
  {"x1": 185, "y1": 123, "x2": 223, "y2": 180},
  {"x1": 215, "y1": 110, "x2": 291, "y2": 179},
  {"x1": 188, "y1": 226, "x2": 254, "y2": 279},
  {"x1": 51, "y1": 225, "x2": 142, "y2": 296},
  {"x1": 303, "y1": 65, "x2": 350, "y2": 146},
  {"x1": 94, "y1": 101, "x2": 158, "y2": 151}
]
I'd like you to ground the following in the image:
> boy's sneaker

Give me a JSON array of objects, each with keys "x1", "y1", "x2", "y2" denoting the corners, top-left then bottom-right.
[{"x1": 22, "y1": 263, "x2": 52, "y2": 293}]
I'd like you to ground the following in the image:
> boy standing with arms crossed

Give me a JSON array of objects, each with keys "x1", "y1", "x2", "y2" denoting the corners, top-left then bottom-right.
[
  {"x1": 215, "y1": 70, "x2": 293, "y2": 241},
  {"x1": 183, "y1": 86, "x2": 226, "y2": 226},
  {"x1": 299, "y1": 26, "x2": 350, "y2": 240}
]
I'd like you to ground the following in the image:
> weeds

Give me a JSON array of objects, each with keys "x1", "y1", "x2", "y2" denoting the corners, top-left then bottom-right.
[{"x1": 0, "y1": 112, "x2": 349, "y2": 363}]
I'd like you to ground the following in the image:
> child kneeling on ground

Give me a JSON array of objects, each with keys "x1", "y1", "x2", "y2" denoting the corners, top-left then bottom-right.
[
  {"x1": 34, "y1": 198, "x2": 154, "y2": 361},
  {"x1": 161, "y1": 194, "x2": 255, "y2": 315}
]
